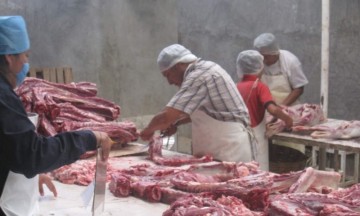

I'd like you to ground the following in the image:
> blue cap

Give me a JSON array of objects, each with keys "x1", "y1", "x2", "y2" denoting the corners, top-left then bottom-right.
[{"x1": 0, "y1": 16, "x2": 30, "y2": 55}]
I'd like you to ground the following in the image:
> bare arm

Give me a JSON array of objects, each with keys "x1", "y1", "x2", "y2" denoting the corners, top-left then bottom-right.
[
  {"x1": 267, "y1": 103, "x2": 293, "y2": 129},
  {"x1": 140, "y1": 107, "x2": 189, "y2": 141},
  {"x1": 282, "y1": 87, "x2": 304, "y2": 106}
]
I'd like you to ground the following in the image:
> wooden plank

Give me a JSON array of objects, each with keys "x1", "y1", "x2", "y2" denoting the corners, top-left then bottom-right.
[
  {"x1": 63, "y1": 67, "x2": 73, "y2": 83},
  {"x1": 28, "y1": 67, "x2": 37, "y2": 78},
  {"x1": 42, "y1": 68, "x2": 50, "y2": 81},
  {"x1": 56, "y1": 67, "x2": 65, "y2": 83},
  {"x1": 48, "y1": 68, "x2": 57, "y2": 82}
]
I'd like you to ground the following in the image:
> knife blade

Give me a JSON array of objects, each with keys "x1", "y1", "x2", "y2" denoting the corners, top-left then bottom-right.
[{"x1": 92, "y1": 147, "x2": 107, "y2": 215}]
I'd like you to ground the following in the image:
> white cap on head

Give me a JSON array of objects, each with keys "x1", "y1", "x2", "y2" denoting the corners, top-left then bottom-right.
[
  {"x1": 236, "y1": 50, "x2": 264, "y2": 79},
  {"x1": 253, "y1": 33, "x2": 279, "y2": 55},
  {"x1": 157, "y1": 44, "x2": 197, "y2": 72}
]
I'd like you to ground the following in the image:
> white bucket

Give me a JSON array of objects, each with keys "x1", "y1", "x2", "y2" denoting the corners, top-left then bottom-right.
[{"x1": 27, "y1": 112, "x2": 39, "y2": 127}]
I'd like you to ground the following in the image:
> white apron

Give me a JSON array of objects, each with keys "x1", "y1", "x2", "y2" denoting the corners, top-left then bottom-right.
[
  {"x1": 0, "y1": 172, "x2": 39, "y2": 216},
  {"x1": 253, "y1": 117, "x2": 269, "y2": 171},
  {"x1": 261, "y1": 73, "x2": 304, "y2": 153},
  {"x1": 191, "y1": 110, "x2": 255, "y2": 162}
]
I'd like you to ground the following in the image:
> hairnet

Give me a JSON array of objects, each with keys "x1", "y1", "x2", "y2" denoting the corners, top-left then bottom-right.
[
  {"x1": 236, "y1": 50, "x2": 264, "y2": 79},
  {"x1": 0, "y1": 16, "x2": 30, "y2": 55},
  {"x1": 157, "y1": 44, "x2": 197, "y2": 72},
  {"x1": 253, "y1": 33, "x2": 279, "y2": 55}
]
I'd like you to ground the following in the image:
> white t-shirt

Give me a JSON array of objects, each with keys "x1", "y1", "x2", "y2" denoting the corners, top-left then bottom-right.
[{"x1": 263, "y1": 50, "x2": 308, "y2": 89}]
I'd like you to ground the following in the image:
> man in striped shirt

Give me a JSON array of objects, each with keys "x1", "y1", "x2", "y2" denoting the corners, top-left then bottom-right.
[{"x1": 140, "y1": 44, "x2": 256, "y2": 162}]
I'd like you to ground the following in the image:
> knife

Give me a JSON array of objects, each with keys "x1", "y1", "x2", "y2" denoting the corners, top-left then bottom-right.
[{"x1": 92, "y1": 147, "x2": 107, "y2": 215}]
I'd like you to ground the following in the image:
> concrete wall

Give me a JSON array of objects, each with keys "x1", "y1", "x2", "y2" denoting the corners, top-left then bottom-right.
[
  {"x1": 0, "y1": 0, "x2": 178, "y2": 119},
  {"x1": 1, "y1": 0, "x2": 359, "y2": 121},
  {"x1": 177, "y1": 0, "x2": 360, "y2": 120}
]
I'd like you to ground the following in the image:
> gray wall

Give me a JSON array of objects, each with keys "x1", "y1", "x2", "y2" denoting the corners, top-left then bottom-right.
[
  {"x1": 1, "y1": 0, "x2": 359, "y2": 121},
  {"x1": 177, "y1": 0, "x2": 359, "y2": 120}
]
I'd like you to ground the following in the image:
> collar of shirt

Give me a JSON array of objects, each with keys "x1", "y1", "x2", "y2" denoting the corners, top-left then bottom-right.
[{"x1": 183, "y1": 58, "x2": 201, "y2": 79}]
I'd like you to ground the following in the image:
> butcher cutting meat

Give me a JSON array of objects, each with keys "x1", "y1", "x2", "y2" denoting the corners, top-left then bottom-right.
[
  {"x1": 236, "y1": 50, "x2": 293, "y2": 171},
  {"x1": 254, "y1": 33, "x2": 309, "y2": 154},
  {"x1": 140, "y1": 44, "x2": 256, "y2": 163},
  {"x1": 0, "y1": 16, "x2": 114, "y2": 215}
]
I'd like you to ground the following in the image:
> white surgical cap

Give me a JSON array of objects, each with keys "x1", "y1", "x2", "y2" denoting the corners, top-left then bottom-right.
[
  {"x1": 0, "y1": 16, "x2": 30, "y2": 55},
  {"x1": 253, "y1": 33, "x2": 279, "y2": 55},
  {"x1": 236, "y1": 50, "x2": 264, "y2": 79},
  {"x1": 157, "y1": 44, "x2": 197, "y2": 72}
]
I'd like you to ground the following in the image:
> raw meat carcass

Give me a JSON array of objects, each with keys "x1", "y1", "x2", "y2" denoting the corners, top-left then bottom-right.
[
  {"x1": 288, "y1": 167, "x2": 341, "y2": 193},
  {"x1": 170, "y1": 171, "x2": 272, "y2": 211},
  {"x1": 16, "y1": 77, "x2": 138, "y2": 144},
  {"x1": 310, "y1": 121, "x2": 360, "y2": 140},
  {"x1": 51, "y1": 159, "x2": 113, "y2": 186},
  {"x1": 109, "y1": 173, "x2": 131, "y2": 197},
  {"x1": 148, "y1": 135, "x2": 213, "y2": 166},
  {"x1": 163, "y1": 194, "x2": 263, "y2": 216},
  {"x1": 319, "y1": 204, "x2": 360, "y2": 216},
  {"x1": 268, "y1": 192, "x2": 360, "y2": 216},
  {"x1": 266, "y1": 104, "x2": 325, "y2": 137}
]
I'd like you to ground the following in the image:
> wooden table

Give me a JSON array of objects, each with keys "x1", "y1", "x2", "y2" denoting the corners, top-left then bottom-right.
[{"x1": 270, "y1": 119, "x2": 360, "y2": 186}]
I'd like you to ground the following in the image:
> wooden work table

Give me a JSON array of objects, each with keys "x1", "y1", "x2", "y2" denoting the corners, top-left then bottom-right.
[{"x1": 270, "y1": 118, "x2": 360, "y2": 186}]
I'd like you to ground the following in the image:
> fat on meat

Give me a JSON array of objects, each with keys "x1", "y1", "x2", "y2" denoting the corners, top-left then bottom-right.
[
  {"x1": 148, "y1": 135, "x2": 213, "y2": 166},
  {"x1": 288, "y1": 167, "x2": 341, "y2": 193},
  {"x1": 310, "y1": 120, "x2": 360, "y2": 140},
  {"x1": 266, "y1": 103, "x2": 325, "y2": 137}
]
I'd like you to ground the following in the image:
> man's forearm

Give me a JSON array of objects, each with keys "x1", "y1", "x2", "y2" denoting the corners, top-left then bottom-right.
[{"x1": 282, "y1": 87, "x2": 304, "y2": 106}]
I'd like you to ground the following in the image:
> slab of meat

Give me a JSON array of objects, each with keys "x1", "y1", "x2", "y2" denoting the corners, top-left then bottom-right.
[
  {"x1": 329, "y1": 183, "x2": 360, "y2": 202},
  {"x1": 266, "y1": 103, "x2": 325, "y2": 137},
  {"x1": 319, "y1": 204, "x2": 360, "y2": 216},
  {"x1": 159, "y1": 187, "x2": 191, "y2": 204},
  {"x1": 268, "y1": 192, "x2": 360, "y2": 216},
  {"x1": 288, "y1": 167, "x2": 341, "y2": 193},
  {"x1": 148, "y1": 135, "x2": 213, "y2": 166},
  {"x1": 270, "y1": 170, "x2": 304, "y2": 193},
  {"x1": 310, "y1": 121, "x2": 360, "y2": 140},
  {"x1": 60, "y1": 121, "x2": 139, "y2": 144},
  {"x1": 109, "y1": 163, "x2": 187, "y2": 202},
  {"x1": 170, "y1": 171, "x2": 272, "y2": 211},
  {"x1": 51, "y1": 159, "x2": 113, "y2": 186},
  {"x1": 163, "y1": 195, "x2": 263, "y2": 216},
  {"x1": 109, "y1": 173, "x2": 131, "y2": 197},
  {"x1": 15, "y1": 77, "x2": 137, "y2": 143}
]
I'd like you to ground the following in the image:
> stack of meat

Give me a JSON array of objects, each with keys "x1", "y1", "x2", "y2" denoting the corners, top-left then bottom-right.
[
  {"x1": 265, "y1": 103, "x2": 360, "y2": 140},
  {"x1": 266, "y1": 103, "x2": 326, "y2": 137},
  {"x1": 16, "y1": 77, "x2": 138, "y2": 144},
  {"x1": 294, "y1": 120, "x2": 360, "y2": 140},
  {"x1": 49, "y1": 134, "x2": 360, "y2": 215},
  {"x1": 109, "y1": 158, "x2": 360, "y2": 215}
]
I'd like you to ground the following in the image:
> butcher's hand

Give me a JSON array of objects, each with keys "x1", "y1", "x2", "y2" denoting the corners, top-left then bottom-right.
[
  {"x1": 93, "y1": 131, "x2": 114, "y2": 161},
  {"x1": 161, "y1": 124, "x2": 177, "y2": 137},
  {"x1": 140, "y1": 127, "x2": 154, "y2": 141},
  {"x1": 39, "y1": 174, "x2": 57, "y2": 197},
  {"x1": 284, "y1": 118, "x2": 293, "y2": 132}
]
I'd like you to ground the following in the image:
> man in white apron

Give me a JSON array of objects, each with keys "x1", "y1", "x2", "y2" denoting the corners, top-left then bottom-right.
[
  {"x1": 254, "y1": 33, "x2": 309, "y2": 153},
  {"x1": 236, "y1": 50, "x2": 293, "y2": 171},
  {"x1": 140, "y1": 44, "x2": 256, "y2": 163}
]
